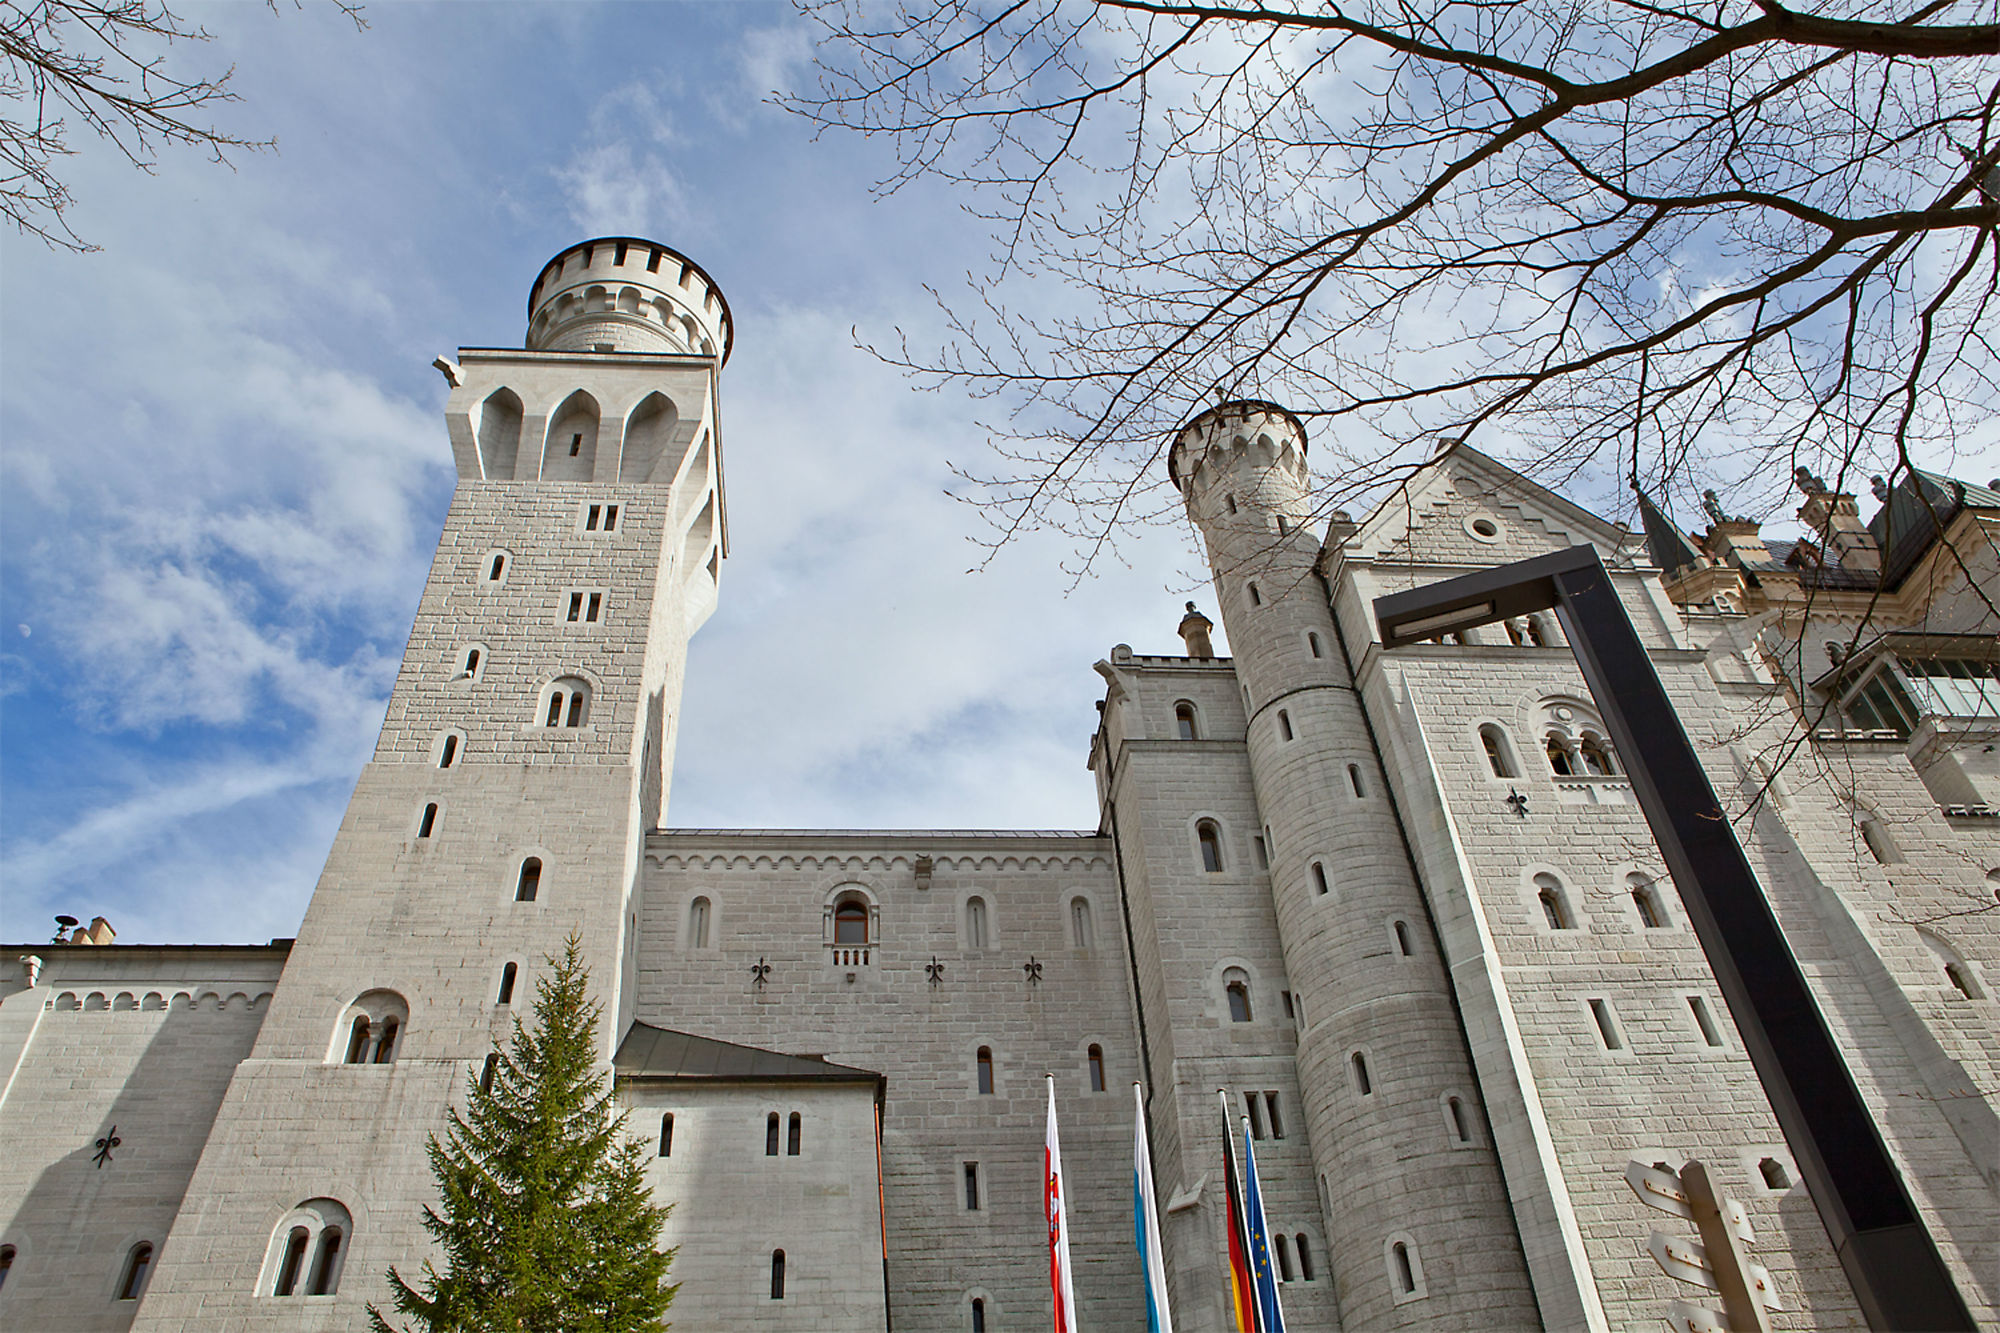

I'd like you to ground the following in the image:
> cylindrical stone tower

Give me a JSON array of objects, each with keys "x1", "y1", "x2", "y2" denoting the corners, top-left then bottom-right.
[{"x1": 1169, "y1": 403, "x2": 1540, "y2": 1329}]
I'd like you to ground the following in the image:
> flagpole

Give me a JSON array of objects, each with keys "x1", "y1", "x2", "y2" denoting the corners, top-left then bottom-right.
[
  {"x1": 1046, "y1": 1074, "x2": 1078, "y2": 1333},
  {"x1": 1241, "y1": 1117, "x2": 1288, "y2": 1332}
]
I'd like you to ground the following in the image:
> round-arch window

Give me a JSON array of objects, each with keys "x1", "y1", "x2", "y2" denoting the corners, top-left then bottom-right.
[{"x1": 834, "y1": 900, "x2": 868, "y2": 945}]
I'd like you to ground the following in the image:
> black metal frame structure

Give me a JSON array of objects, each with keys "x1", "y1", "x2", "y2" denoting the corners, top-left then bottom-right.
[{"x1": 1373, "y1": 544, "x2": 1974, "y2": 1332}]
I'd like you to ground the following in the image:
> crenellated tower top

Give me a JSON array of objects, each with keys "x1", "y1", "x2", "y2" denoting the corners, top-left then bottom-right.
[
  {"x1": 525, "y1": 236, "x2": 733, "y2": 362},
  {"x1": 1166, "y1": 399, "x2": 1310, "y2": 520}
]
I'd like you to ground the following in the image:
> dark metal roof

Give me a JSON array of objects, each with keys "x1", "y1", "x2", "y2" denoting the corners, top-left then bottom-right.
[
  {"x1": 1631, "y1": 483, "x2": 1704, "y2": 578},
  {"x1": 613, "y1": 1021, "x2": 881, "y2": 1084}
]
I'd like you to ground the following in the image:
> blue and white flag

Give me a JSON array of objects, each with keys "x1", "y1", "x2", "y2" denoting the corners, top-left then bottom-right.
[
  {"x1": 1133, "y1": 1083, "x2": 1175, "y2": 1333},
  {"x1": 1240, "y1": 1119, "x2": 1288, "y2": 1333}
]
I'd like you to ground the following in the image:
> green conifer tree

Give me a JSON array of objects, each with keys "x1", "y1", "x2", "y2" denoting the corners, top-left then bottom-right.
[{"x1": 370, "y1": 936, "x2": 677, "y2": 1332}]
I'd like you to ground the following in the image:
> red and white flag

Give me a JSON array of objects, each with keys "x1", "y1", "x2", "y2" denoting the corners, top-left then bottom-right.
[{"x1": 1045, "y1": 1075, "x2": 1079, "y2": 1332}]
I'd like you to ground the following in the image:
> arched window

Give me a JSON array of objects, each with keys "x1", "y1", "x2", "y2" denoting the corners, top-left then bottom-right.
[
  {"x1": 766, "y1": 1112, "x2": 780, "y2": 1155},
  {"x1": 1525, "y1": 616, "x2": 1548, "y2": 646},
  {"x1": 1919, "y1": 930, "x2": 1982, "y2": 999},
  {"x1": 1858, "y1": 811, "x2": 1901, "y2": 864},
  {"x1": 1946, "y1": 964, "x2": 1975, "y2": 1000},
  {"x1": 0, "y1": 1244, "x2": 15, "y2": 1292},
  {"x1": 1589, "y1": 998, "x2": 1625, "y2": 1050},
  {"x1": 307, "y1": 1228, "x2": 343, "y2": 1296},
  {"x1": 1350, "y1": 1051, "x2": 1372, "y2": 1095},
  {"x1": 1224, "y1": 969, "x2": 1253, "y2": 1022},
  {"x1": 1535, "y1": 873, "x2": 1574, "y2": 930},
  {"x1": 265, "y1": 1200, "x2": 349, "y2": 1299},
  {"x1": 1278, "y1": 709, "x2": 1293, "y2": 741},
  {"x1": 787, "y1": 1112, "x2": 802, "y2": 1156},
  {"x1": 417, "y1": 803, "x2": 438, "y2": 838},
  {"x1": 1276, "y1": 515, "x2": 1289, "y2": 535},
  {"x1": 541, "y1": 677, "x2": 592, "y2": 728},
  {"x1": 1688, "y1": 995, "x2": 1724, "y2": 1047},
  {"x1": 659, "y1": 1113, "x2": 674, "y2": 1157},
  {"x1": 1307, "y1": 632, "x2": 1323, "y2": 658},
  {"x1": 1175, "y1": 702, "x2": 1199, "y2": 740},
  {"x1": 336, "y1": 990, "x2": 408, "y2": 1065},
  {"x1": 1758, "y1": 1157, "x2": 1792, "y2": 1190},
  {"x1": 972, "y1": 1296, "x2": 987, "y2": 1332},
  {"x1": 966, "y1": 897, "x2": 989, "y2": 950},
  {"x1": 770, "y1": 1250, "x2": 785, "y2": 1300},
  {"x1": 1392, "y1": 1241, "x2": 1417, "y2": 1294},
  {"x1": 438, "y1": 733, "x2": 459, "y2": 768},
  {"x1": 1393, "y1": 920, "x2": 1413, "y2": 956},
  {"x1": 1088, "y1": 1044, "x2": 1105, "y2": 1092},
  {"x1": 1276, "y1": 1233, "x2": 1294, "y2": 1281},
  {"x1": 1546, "y1": 734, "x2": 1577, "y2": 776},
  {"x1": 1348, "y1": 764, "x2": 1366, "y2": 797},
  {"x1": 1479, "y1": 725, "x2": 1518, "y2": 778},
  {"x1": 480, "y1": 1054, "x2": 498, "y2": 1093},
  {"x1": 1577, "y1": 736, "x2": 1619, "y2": 775},
  {"x1": 1248, "y1": 582, "x2": 1263, "y2": 606},
  {"x1": 118, "y1": 1241, "x2": 154, "y2": 1299},
  {"x1": 834, "y1": 898, "x2": 868, "y2": 945},
  {"x1": 516, "y1": 857, "x2": 542, "y2": 902},
  {"x1": 485, "y1": 552, "x2": 508, "y2": 582},
  {"x1": 1295, "y1": 1234, "x2": 1314, "y2": 1280},
  {"x1": 273, "y1": 1227, "x2": 309, "y2": 1295},
  {"x1": 1070, "y1": 898, "x2": 1093, "y2": 951},
  {"x1": 1630, "y1": 875, "x2": 1667, "y2": 928},
  {"x1": 461, "y1": 646, "x2": 483, "y2": 678},
  {"x1": 976, "y1": 1047, "x2": 994, "y2": 1094},
  {"x1": 1446, "y1": 1097, "x2": 1470, "y2": 1143},
  {"x1": 1311, "y1": 862, "x2": 1330, "y2": 896},
  {"x1": 1197, "y1": 821, "x2": 1224, "y2": 873},
  {"x1": 689, "y1": 896, "x2": 711, "y2": 949}
]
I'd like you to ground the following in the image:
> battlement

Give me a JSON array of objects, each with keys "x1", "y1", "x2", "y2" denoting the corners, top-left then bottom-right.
[
  {"x1": 526, "y1": 236, "x2": 733, "y2": 362},
  {"x1": 1166, "y1": 399, "x2": 1309, "y2": 496}
]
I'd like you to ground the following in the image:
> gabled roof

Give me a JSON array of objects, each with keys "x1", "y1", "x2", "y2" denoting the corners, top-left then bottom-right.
[
  {"x1": 614, "y1": 1021, "x2": 882, "y2": 1085},
  {"x1": 1342, "y1": 442, "x2": 1637, "y2": 563},
  {"x1": 1867, "y1": 469, "x2": 2000, "y2": 589}
]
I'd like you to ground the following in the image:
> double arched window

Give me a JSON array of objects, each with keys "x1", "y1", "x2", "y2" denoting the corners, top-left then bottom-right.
[
  {"x1": 1541, "y1": 700, "x2": 1619, "y2": 779},
  {"x1": 541, "y1": 676, "x2": 591, "y2": 728},
  {"x1": 336, "y1": 990, "x2": 408, "y2": 1065},
  {"x1": 265, "y1": 1199, "x2": 350, "y2": 1298}
]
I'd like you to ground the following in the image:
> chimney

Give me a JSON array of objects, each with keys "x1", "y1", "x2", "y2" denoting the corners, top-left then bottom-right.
[
  {"x1": 78, "y1": 916, "x2": 116, "y2": 946},
  {"x1": 1178, "y1": 602, "x2": 1215, "y2": 658}
]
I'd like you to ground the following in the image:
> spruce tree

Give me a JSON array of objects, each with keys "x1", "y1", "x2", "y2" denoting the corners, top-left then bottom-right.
[{"x1": 370, "y1": 936, "x2": 677, "y2": 1332}]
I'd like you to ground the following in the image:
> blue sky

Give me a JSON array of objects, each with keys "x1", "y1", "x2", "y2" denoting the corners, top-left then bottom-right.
[{"x1": 3, "y1": 2, "x2": 1995, "y2": 945}]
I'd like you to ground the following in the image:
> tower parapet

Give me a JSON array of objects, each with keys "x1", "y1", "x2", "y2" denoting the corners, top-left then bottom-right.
[{"x1": 526, "y1": 236, "x2": 732, "y2": 361}]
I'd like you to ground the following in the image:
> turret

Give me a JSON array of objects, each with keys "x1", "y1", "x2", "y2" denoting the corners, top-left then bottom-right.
[{"x1": 1169, "y1": 401, "x2": 1541, "y2": 1329}]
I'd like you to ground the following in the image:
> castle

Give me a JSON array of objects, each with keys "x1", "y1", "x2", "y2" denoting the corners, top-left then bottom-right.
[{"x1": 1, "y1": 237, "x2": 1995, "y2": 1332}]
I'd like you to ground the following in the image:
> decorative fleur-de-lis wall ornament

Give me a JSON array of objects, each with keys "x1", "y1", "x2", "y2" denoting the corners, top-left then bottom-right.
[
  {"x1": 926, "y1": 957, "x2": 945, "y2": 988},
  {"x1": 93, "y1": 1125, "x2": 121, "y2": 1168},
  {"x1": 750, "y1": 958, "x2": 771, "y2": 990},
  {"x1": 1023, "y1": 956, "x2": 1042, "y2": 987},
  {"x1": 1506, "y1": 787, "x2": 1530, "y2": 819}
]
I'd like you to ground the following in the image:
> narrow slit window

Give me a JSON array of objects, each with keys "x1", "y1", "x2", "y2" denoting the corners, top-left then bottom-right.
[
  {"x1": 118, "y1": 1242, "x2": 154, "y2": 1300},
  {"x1": 1276, "y1": 515, "x2": 1290, "y2": 536},
  {"x1": 480, "y1": 1053, "x2": 498, "y2": 1092},
  {"x1": 689, "y1": 896, "x2": 711, "y2": 948},
  {"x1": 307, "y1": 1229, "x2": 342, "y2": 1295},
  {"x1": 1394, "y1": 920, "x2": 1413, "y2": 955},
  {"x1": 1535, "y1": 874, "x2": 1573, "y2": 930},
  {"x1": 1278, "y1": 709, "x2": 1293, "y2": 741},
  {"x1": 1276, "y1": 1234, "x2": 1294, "y2": 1281},
  {"x1": 492, "y1": 962, "x2": 516, "y2": 1006},
  {"x1": 1070, "y1": 898, "x2": 1092, "y2": 951},
  {"x1": 345, "y1": 1015, "x2": 371, "y2": 1064},
  {"x1": 604, "y1": 504, "x2": 619, "y2": 530},
  {"x1": 659, "y1": 1113, "x2": 674, "y2": 1157},
  {"x1": 546, "y1": 693, "x2": 564, "y2": 726},
  {"x1": 1, "y1": 1244, "x2": 16, "y2": 1293},
  {"x1": 976, "y1": 1047, "x2": 994, "y2": 1095},
  {"x1": 439, "y1": 734, "x2": 458, "y2": 768},
  {"x1": 770, "y1": 1250, "x2": 785, "y2": 1299},
  {"x1": 569, "y1": 433, "x2": 582, "y2": 457},
  {"x1": 1246, "y1": 1091, "x2": 1264, "y2": 1139},
  {"x1": 964, "y1": 1162, "x2": 981, "y2": 1210},
  {"x1": 464, "y1": 647, "x2": 481, "y2": 676},
  {"x1": 1175, "y1": 703, "x2": 1199, "y2": 740},
  {"x1": 1253, "y1": 835, "x2": 1268, "y2": 869},
  {"x1": 586, "y1": 504, "x2": 602, "y2": 531},
  {"x1": 1225, "y1": 974, "x2": 1252, "y2": 1023},
  {"x1": 1480, "y1": 725, "x2": 1517, "y2": 778},
  {"x1": 566, "y1": 692, "x2": 585, "y2": 727},
  {"x1": 966, "y1": 897, "x2": 989, "y2": 950},
  {"x1": 1308, "y1": 632, "x2": 1323, "y2": 658},
  {"x1": 418, "y1": 803, "x2": 438, "y2": 838},
  {"x1": 516, "y1": 858, "x2": 541, "y2": 903},
  {"x1": 1348, "y1": 764, "x2": 1366, "y2": 797},
  {"x1": 1632, "y1": 880, "x2": 1666, "y2": 928},
  {"x1": 1248, "y1": 582, "x2": 1262, "y2": 606},
  {"x1": 1689, "y1": 995, "x2": 1723, "y2": 1047},
  {"x1": 568, "y1": 592, "x2": 584, "y2": 622},
  {"x1": 1311, "y1": 862, "x2": 1329, "y2": 896},
  {"x1": 1393, "y1": 1242, "x2": 1416, "y2": 1294},
  {"x1": 1351, "y1": 1051, "x2": 1372, "y2": 1094},
  {"x1": 1447, "y1": 1097, "x2": 1469, "y2": 1143},
  {"x1": 1945, "y1": 963, "x2": 1974, "y2": 999},
  {"x1": 1088, "y1": 1044, "x2": 1105, "y2": 1092},
  {"x1": 1265, "y1": 1092, "x2": 1283, "y2": 1138},
  {"x1": 972, "y1": 1297, "x2": 986, "y2": 1332},
  {"x1": 1295, "y1": 1234, "x2": 1314, "y2": 1281},
  {"x1": 1758, "y1": 1157, "x2": 1791, "y2": 1190},
  {"x1": 487, "y1": 554, "x2": 506, "y2": 581},
  {"x1": 586, "y1": 593, "x2": 601, "y2": 623},
  {"x1": 787, "y1": 1112, "x2": 802, "y2": 1156},
  {"x1": 766, "y1": 1112, "x2": 780, "y2": 1156},
  {"x1": 373, "y1": 1018, "x2": 398, "y2": 1064},
  {"x1": 1589, "y1": 998, "x2": 1624, "y2": 1050}
]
